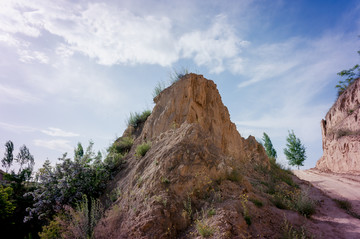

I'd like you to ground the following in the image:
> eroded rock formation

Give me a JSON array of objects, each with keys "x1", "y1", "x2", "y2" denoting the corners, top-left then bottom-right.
[
  {"x1": 316, "y1": 78, "x2": 360, "y2": 174},
  {"x1": 94, "y1": 74, "x2": 299, "y2": 238}
]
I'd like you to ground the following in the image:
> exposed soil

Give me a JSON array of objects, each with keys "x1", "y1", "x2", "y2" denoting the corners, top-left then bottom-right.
[{"x1": 294, "y1": 169, "x2": 360, "y2": 239}]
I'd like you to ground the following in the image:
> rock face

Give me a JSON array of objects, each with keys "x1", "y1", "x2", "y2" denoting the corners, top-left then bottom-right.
[
  {"x1": 316, "y1": 78, "x2": 360, "y2": 174},
  {"x1": 94, "y1": 74, "x2": 287, "y2": 238}
]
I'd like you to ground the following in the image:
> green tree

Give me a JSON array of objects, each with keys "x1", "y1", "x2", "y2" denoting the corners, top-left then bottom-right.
[
  {"x1": 284, "y1": 130, "x2": 306, "y2": 169},
  {"x1": 1, "y1": 140, "x2": 14, "y2": 173},
  {"x1": 26, "y1": 142, "x2": 110, "y2": 222},
  {"x1": 0, "y1": 185, "x2": 15, "y2": 220},
  {"x1": 262, "y1": 132, "x2": 277, "y2": 160},
  {"x1": 336, "y1": 50, "x2": 360, "y2": 97}
]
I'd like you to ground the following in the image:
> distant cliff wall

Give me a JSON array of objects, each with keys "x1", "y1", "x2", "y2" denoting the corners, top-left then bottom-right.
[{"x1": 316, "y1": 78, "x2": 360, "y2": 174}]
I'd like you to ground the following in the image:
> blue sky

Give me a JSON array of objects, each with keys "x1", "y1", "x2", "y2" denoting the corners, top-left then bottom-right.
[{"x1": 0, "y1": 0, "x2": 359, "y2": 171}]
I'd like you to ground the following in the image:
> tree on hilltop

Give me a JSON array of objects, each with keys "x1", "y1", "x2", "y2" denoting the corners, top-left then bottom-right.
[
  {"x1": 262, "y1": 132, "x2": 277, "y2": 160},
  {"x1": 284, "y1": 130, "x2": 306, "y2": 170},
  {"x1": 336, "y1": 49, "x2": 360, "y2": 97}
]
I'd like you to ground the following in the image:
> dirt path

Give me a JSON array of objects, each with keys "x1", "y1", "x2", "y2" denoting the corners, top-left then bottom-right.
[{"x1": 293, "y1": 169, "x2": 360, "y2": 239}]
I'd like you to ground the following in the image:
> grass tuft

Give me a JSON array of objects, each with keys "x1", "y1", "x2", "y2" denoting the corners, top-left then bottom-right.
[
  {"x1": 127, "y1": 110, "x2": 151, "y2": 128},
  {"x1": 196, "y1": 220, "x2": 215, "y2": 238},
  {"x1": 135, "y1": 142, "x2": 151, "y2": 157}
]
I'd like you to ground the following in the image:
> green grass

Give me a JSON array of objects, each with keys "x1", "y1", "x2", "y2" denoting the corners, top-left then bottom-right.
[
  {"x1": 135, "y1": 142, "x2": 151, "y2": 157},
  {"x1": 244, "y1": 215, "x2": 251, "y2": 225},
  {"x1": 152, "y1": 81, "x2": 166, "y2": 99},
  {"x1": 249, "y1": 198, "x2": 263, "y2": 208},
  {"x1": 227, "y1": 168, "x2": 243, "y2": 183},
  {"x1": 295, "y1": 191, "x2": 315, "y2": 218},
  {"x1": 334, "y1": 199, "x2": 352, "y2": 211},
  {"x1": 196, "y1": 220, "x2": 215, "y2": 238},
  {"x1": 207, "y1": 208, "x2": 216, "y2": 217},
  {"x1": 127, "y1": 110, "x2": 151, "y2": 128},
  {"x1": 160, "y1": 176, "x2": 170, "y2": 185},
  {"x1": 109, "y1": 136, "x2": 133, "y2": 154},
  {"x1": 169, "y1": 68, "x2": 189, "y2": 84}
]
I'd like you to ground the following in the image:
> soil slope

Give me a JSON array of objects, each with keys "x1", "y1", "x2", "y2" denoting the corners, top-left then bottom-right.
[{"x1": 316, "y1": 78, "x2": 360, "y2": 173}]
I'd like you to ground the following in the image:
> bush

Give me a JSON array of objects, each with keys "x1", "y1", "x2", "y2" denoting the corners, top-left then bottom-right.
[
  {"x1": 196, "y1": 220, "x2": 215, "y2": 238},
  {"x1": 295, "y1": 190, "x2": 315, "y2": 218},
  {"x1": 39, "y1": 219, "x2": 62, "y2": 239},
  {"x1": 227, "y1": 168, "x2": 243, "y2": 183},
  {"x1": 249, "y1": 198, "x2": 263, "y2": 208},
  {"x1": 334, "y1": 199, "x2": 352, "y2": 211},
  {"x1": 110, "y1": 137, "x2": 133, "y2": 154},
  {"x1": 135, "y1": 142, "x2": 151, "y2": 157},
  {"x1": 127, "y1": 110, "x2": 151, "y2": 128}
]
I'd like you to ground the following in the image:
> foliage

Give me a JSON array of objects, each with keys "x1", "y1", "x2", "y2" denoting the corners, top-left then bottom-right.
[
  {"x1": 207, "y1": 208, "x2": 216, "y2": 216},
  {"x1": 195, "y1": 219, "x2": 215, "y2": 238},
  {"x1": 282, "y1": 216, "x2": 309, "y2": 239},
  {"x1": 262, "y1": 132, "x2": 277, "y2": 159},
  {"x1": 334, "y1": 199, "x2": 352, "y2": 211},
  {"x1": 109, "y1": 136, "x2": 133, "y2": 154},
  {"x1": 249, "y1": 198, "x2": 263, "y2": 208},
  {"x1": 39, "y1": 219, "x2": 62, "y2": 239},
  {"x1": 295, "y1": 190, "x2": 315, "y2": 218},
  {"x1": 39, "y1": 196, "x2": 103, "y2": 239},
  {"x1": 135, "y1": 142, "x2": 151, "y2": 157},
  {"x1": 336, "y1": 50, "x2": 360, "y2": 97},
  {"x1": 152, "y1": 81, "x2": 166, "y2": 99},
  {"x1": 127, "y1": 110, "x2": 151, "y2": 128},
  {"x1": 240, "y1": 193, "x2": 251, "y2": 225},
  {"x1": 284, "y1": 130, "x2": 306, "y2": 169},
  {"x1": 169, "y1": 67, "x2": 189, "y2": 84},
  {"x1": 0, "y1": 141, "x2": 41, "y2": 238},
  {"x1": 26, "y1": 142, "x2": 110, "y2": 222},
  {"x1": 0, "y1": 185, "x2": 15, "y2": 220},
  {"x1": 1, "y1": 140, "x2": 14, "y2": 172},
  {"x1": 226, "y1": 168, "x2": 243, "y2": 182}
]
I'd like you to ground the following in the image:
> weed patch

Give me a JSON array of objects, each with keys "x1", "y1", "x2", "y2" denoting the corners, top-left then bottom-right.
[
  {"x1": 196, "y1": 220, "x2": 215, "y2": 238},
  {"x1": 127, "y1": 110, "x2": 151, "y2": 128},
  {"x1": 135, "y1": 142, "x2": 151, "y2": 157}
]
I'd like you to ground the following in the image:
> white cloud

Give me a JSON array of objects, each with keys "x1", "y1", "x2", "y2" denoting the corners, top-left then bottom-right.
[
  {"x1": 34, "y1": 139, "x2": 73, "y2": 152},
  {"x1": 0, "y1": 84, "x2": 39, "y2": 103},
  {"x1": 0, "y1": 121, "x2": 37, "y2": 133},
  {"x1": 18, "y1": 49, "x2": 49, "y2": 64},
  {"x1": 179, "y1": 15, "x2": 248, "y2": 73},
  {"x1": 0, "y1": 1, "x2": 249, "y2": 73},
  {"x1": 41, "y1": 127, "x2": 79, "y2": 137}
]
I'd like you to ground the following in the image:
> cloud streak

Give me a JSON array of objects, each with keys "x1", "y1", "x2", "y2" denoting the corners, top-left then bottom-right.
[
  {"x1": 41, "y1": 127, "x2": 79, "y2": 137},
  {"x1": 33, "y1": 139, "x2": 73, "y2": 152}
]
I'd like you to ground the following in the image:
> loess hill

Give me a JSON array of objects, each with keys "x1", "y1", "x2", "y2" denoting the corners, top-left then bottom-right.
[{"x1": 94, "y1": 74, "x2": 314, "y2": 238}]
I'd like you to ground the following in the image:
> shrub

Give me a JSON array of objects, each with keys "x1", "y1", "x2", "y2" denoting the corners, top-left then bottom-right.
[
  {"x1": 110, "y1": 137, "x2": 133, "y2": 154},
  {"x1": 227, "y1": 168, "x2": 243, "y2": 183},
  {"x1": 135, "y1": 142, "x2": 151, "y2": 157},
  {"x1": 207, "y1": 208, "x2": 216, "y2": 217},
  {"x1": 295, "y1": 190, "x2": 315, "y2": 218},
  {"x1": 334, "y1": 199, "x2": 352, "y2": 211},
  {"x1": 282, "y1": 216, "x2": 308, "y2": 239},
  {"x1": 196, "y1": 220, "x2": 215, "y2": 238},
  {"x1": 244, "y1": 215, "x2": 251, "y2": 226},
  {"x1": 39, "y1": 219, "x2": 62, "y2": 239},
  {"x1": 249, "y1": 198, "x2": 263, "y2": 208},
  {"x1": 127, "y1": 110, "x2": 151, "y2": 128}
]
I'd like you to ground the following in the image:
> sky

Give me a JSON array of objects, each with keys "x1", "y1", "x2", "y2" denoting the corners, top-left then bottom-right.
[{"x1": 0, "y1": 0, "x2": 359, "y2": 171}]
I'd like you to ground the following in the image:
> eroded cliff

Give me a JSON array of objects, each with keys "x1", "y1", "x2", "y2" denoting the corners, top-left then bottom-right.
[{"x1": 316, "y1": 78, "x2": 360, "y2": 173}]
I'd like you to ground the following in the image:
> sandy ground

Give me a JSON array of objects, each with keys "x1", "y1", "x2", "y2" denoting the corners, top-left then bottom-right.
[{"x1": 293, "y1": 169, "x2": 360, "y2": 239}]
